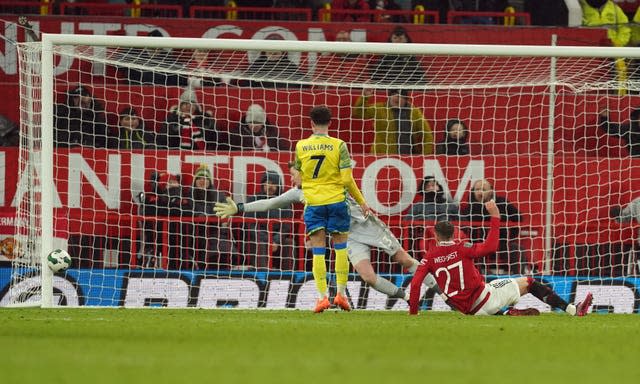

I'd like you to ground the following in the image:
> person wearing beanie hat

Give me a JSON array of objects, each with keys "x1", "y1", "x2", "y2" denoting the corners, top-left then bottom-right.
[
  {"x1": 54, "y1": 84, "x2": 107, "y2": 148},
  {"x1": 186, "y1": 163, "x2": 226, "y2": 217},
  {"x1": 159, "y1": 91, "x2": 218, "y2": 150},
  {"x1": 184, "y1": 164, "x2": 236, "y2": 270},
  {"x1": 244, "y1": 169, "x2": 294, "y2": 270},
  {"x1": 108, "y1": 106, "x2": 156, "y2": 150},
  {"x1": 353, "y1": 88, "x2": 434, "y2": 155},
  {"x1": 225, "y1": 104, "x2": 289, "y2": 152},
  {"x1": 246, "y1": 104, "x2": 267, "y2": 126}
]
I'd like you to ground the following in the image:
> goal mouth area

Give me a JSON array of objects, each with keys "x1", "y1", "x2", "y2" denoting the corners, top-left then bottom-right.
[{"x1": 5, "y1": 35, "x2": 639, "y2": 310}]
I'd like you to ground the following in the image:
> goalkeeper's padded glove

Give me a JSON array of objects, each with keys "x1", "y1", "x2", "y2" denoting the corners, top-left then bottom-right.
[{"x1": 214, "y1": 197, "x2": 242, "y2": 219}]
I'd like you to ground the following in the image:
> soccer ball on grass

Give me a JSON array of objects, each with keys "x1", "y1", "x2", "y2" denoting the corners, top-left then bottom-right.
[{"x1": 47, "y1": 249, "x2": 71, "y2": 272}]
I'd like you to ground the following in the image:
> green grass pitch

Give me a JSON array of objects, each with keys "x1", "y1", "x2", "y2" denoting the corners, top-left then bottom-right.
[{"x1": 1, "y1": 309, "x2": 638, "y2": 384}]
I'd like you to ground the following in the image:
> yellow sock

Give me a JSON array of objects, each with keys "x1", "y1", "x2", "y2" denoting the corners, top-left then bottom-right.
[
  {"x1": 312, "y1": 254, "x2": 327, "y2": 299},
  {"x1": 334, "y1": 243, "x2": 349, "y2": 295}
]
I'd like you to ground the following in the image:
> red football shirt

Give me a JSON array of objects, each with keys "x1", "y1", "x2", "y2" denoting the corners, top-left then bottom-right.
[{"x1": 409, "y1": 217, "x2": 500, "y2": 315}]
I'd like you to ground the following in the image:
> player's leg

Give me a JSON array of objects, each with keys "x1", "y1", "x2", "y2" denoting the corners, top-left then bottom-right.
[
  {"x1": 304, "y1": 205, "x2": 330, "y2": 312},
  {"x1": 474, "y1": 278, "x2": 522, "y2": 315},
  {"x1": 349, "y1": 242, "x2": 406, "y2": 299},
  {"x1": 519, "y1": 276, "x2": 593, "y2": 316},
  {"x1": 327, "y1": 201, "x2": 351, "y2": 311}
]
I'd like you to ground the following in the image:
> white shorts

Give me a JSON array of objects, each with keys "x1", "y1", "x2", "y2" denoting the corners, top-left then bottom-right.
[
  {"x1": 473, "y1": 278, "x2": 521, "y2": 316},
  {"x1": 347, "y1": 215, "x2": 402, "y2": 265}
]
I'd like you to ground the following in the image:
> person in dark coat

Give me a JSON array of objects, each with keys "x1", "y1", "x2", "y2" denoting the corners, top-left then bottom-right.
[
  {"x1": 437, "y1": 119, "x2": 470, "y2": 155},
  {"x1": 226, "y1": 104, "x2": 289, "y2": 152},
  {"x1": 108, "y1": 107, "x2": 155, "y2": 149},
  {"x1": 54, "y1": 85, "x2": 107, "y2": 148}
]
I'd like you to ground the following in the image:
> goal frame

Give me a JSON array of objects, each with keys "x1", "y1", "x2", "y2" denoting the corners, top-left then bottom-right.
[{"x1": 33, "y1": 33, "x2": 640, "y2": 307}]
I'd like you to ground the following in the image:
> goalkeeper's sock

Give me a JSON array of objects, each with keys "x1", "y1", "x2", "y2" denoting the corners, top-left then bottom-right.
[
  {"x1": 334, "y1": 242, "x2": 349, "y2": 296},
  {"x1": 312, "y1": 248, "x2": 327, "y2": 299},
  {"x1": 527, "y1": 277, "x2": 568, "y2": 311},
  {"x1": 372, "y1": 276, "x2": 405, "y2": 299}
]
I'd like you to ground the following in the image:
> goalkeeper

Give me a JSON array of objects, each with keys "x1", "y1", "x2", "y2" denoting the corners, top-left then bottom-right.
[{"x1": 214, "y1": 161, "x2": 440, "y2": 306}]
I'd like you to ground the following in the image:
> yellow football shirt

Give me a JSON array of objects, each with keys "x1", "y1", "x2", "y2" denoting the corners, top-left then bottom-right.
[{"x1": 294, "y1": 134, "x2": 352, "y2": 206}]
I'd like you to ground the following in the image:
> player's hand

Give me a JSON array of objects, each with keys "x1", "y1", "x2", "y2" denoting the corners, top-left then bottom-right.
[
  {"x1": 484, "y1": 199, "x2": 500, "y2": 218},
  {"x1": 360, "y1": 202, "x2": 370, "y2": 218},
  {"x1": 214, "y1": 197, "x2": 238, "y2": 219}
]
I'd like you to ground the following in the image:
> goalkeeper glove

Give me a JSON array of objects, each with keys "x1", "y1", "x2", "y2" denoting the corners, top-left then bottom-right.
[{"x1": 214, "y1": 197, "x2": 242, "y2": 218}]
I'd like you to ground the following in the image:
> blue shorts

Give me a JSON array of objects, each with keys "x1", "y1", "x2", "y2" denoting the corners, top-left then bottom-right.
[{"x1": 304, "y1": 201, "x2": 350, "y2": 235}]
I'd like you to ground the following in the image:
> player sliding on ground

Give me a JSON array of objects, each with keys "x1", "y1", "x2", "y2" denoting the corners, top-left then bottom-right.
[
  {"x1": 214, "y1": 162, "x2": 441, "y2": 306},
  {"x1": 409, "y1": 199, "x2": 593, "y2": 316}
]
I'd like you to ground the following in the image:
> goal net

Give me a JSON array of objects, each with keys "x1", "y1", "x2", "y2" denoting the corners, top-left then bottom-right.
[{"x1": 3, "y1": 34, "x2": 639, "y2": 312}]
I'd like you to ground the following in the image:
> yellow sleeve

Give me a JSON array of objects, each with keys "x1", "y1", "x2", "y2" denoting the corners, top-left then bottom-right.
[
  {"x1": 340, "y1": 167, "x2": 366, "y2": 206},
  {"x1": 353, "y1": 96, "x2": 376, "y2": 119}
]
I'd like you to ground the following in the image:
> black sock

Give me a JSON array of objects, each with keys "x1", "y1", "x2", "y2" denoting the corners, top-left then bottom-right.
[{"x1": 529, "y1": 280, "x2": 568, "y2": 311}]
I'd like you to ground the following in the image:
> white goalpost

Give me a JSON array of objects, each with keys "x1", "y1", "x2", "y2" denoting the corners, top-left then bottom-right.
[{"x1": 5, "y1": 33, "x2": 640, "y2": 311}]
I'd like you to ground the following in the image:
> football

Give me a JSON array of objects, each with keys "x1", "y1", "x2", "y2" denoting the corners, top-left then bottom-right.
[{"x1": 47, "y1": 249, "x2": 71, "y2": 273}]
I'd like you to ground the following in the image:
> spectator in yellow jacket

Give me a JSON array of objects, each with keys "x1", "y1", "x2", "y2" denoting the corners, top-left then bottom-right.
[
  {"x1": 353, "y1": 88, "x2": 433, "y2": 155},
  {"x1": 630, "y1": 6, "x2": 640, "y2": 47},
  {"x1": 580, "y1": 0, "x2": 630, "y2": 47}
]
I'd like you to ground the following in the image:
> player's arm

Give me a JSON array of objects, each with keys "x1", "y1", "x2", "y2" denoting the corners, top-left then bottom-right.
[
  {"x1": 338, "y1": 142, "x2": 369, "y2": 214},
  {"x1": 214, "y1": 189, "x2": 302, "y2": 218},
  {"x1": 468, "y1": 199, "x2": 501, "y2": 258},
  {"x1": 409, "y1": 261, "x2": 429, "y2": 315}
]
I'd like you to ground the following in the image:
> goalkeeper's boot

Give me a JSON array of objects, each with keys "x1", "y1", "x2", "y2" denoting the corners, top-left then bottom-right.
[
  {"x1": 575, "y1": 292, "x2": 593, "y2": 316},
  {"x1": 333, "y1": 293, "x2": 351, "y2": 312},
  {"x1": 505, "y1": 307, "x2": 540, "y2": 316},
  {"x1": 314, "y1": 297, "x2": 331, "y2": 313}
]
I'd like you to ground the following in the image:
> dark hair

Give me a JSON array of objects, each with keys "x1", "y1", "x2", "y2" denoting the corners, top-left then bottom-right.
[
  {"x1": 420, "y1": 176, "x2": 437, "y2": 194},
  {"x1": 388, "y1": 88, "x2": 409, "y2": 98},
  {"x1": 388, "y1": 26, "x2": 412, "y2": 43},
  {"x1": 434, "y1": 221, "x2": 454, "y2": 241},
  {"x1": 310, "y1": 106, "x2": 331, "y2": 126},
  {"x1": 446, "y1": 119, "x2": 468, "y2": 136}
]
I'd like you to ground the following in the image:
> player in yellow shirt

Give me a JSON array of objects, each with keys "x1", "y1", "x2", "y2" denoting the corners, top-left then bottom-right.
[{"x1": 294, "y1": 106, "x2": 369, "y2": 313}]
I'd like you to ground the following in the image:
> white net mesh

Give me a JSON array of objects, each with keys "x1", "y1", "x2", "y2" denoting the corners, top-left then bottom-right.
[{"x1": 5, "y1": 38, "x2": 640, "y2": 311}]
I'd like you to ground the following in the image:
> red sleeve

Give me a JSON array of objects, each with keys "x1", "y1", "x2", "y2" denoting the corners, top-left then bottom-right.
[
  {"x1": 468, "y1": 216, "x2": 501, "y2": 258},
  {"x1": 409, "y1": 261, "x2": 429, "y2": 315}
]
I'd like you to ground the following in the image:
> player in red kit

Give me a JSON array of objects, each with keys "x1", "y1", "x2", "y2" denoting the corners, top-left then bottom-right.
[{"x1": 409, "y1": 199, "x2": 593, "y2": 316}]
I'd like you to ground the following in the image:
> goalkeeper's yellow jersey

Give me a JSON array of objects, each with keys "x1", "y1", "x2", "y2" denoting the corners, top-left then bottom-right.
[{"x1": 294, "y1": 133, "x2": 352, "y2": 206}]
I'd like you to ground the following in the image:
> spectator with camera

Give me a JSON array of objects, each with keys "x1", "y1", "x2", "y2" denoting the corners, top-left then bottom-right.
[
  {"x1": 459, "y1": 179, "x2": 527, "y2": 274},
  {"x1": 405, "y1": 176, "x2": 458, "y2": 222}
]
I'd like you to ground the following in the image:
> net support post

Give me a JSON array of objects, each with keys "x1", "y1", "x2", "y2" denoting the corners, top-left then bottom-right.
[
  {"x1": 40, "y1": 34, "x2": 55, "y2": 308},
  {"x1": 543, "y1": 34, "x2": 558, "y2": 274}
]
